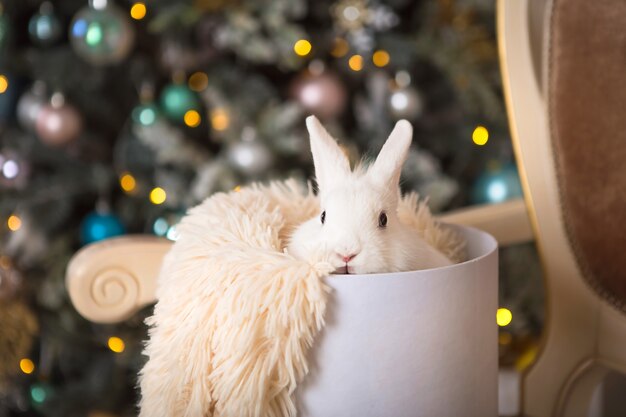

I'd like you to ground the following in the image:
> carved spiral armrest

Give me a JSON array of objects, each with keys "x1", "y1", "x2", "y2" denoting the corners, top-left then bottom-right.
[{"x1": 65, "y1": 235, "x2": 173, "y2": 323}]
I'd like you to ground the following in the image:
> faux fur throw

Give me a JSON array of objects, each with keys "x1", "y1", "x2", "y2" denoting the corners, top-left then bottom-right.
[{"x1": 138, "y1": 180, "x2": 464, "y2": 417}]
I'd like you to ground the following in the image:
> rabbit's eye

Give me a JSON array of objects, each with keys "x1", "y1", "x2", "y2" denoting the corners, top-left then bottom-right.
[
  {"x1": 378, "y1": 212, "x2": 387, "y2": 228},
  {"x1": 320, "y1": 211, "x2": 326, "y2": 224}
]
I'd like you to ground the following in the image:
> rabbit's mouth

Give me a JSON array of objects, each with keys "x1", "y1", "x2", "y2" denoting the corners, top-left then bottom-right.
[{"x1": 334, "y1": 266, "x2": 349, "y2": 274}]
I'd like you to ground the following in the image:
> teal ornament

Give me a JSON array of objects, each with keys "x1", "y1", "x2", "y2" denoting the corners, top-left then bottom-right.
[
  {"x1": 471, "y1": 163, "x2": 523, "y2": 204},
  {"x1": 30, "y1": 382, "x2": 54, "y2": 410},
  {"x1": 69, "y1": 1, "x2": 135, "y2": 65},
  {"x1": 159, "y1": 83, "x2": 200, "y2": 121},
  {"x1": 0, "y1": 8, "x2": 10, "y2": 50},
  {"x1": 80, "y1": 211, "x2": 125, "y2": 245},
  {"x1": 29, "y1": 2, "x2": 63, "y2": 46},
  {"x1": 132, "y1": 102, "x2": 160, "y2": 127}
]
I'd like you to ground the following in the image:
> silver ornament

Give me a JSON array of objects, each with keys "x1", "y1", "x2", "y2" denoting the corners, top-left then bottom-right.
[
  {"x1": 69, "y1": 0, "x2": 135, "y2": 66},
  {"x1": 388, "y1": 86, "x2": 423, "y2": 120},
  {"x1": 17, "y1": 82, "x2": 46, "y2": 131},
  {"x1": 227, "y1": 127, "x2": 274, "y2": 177}
]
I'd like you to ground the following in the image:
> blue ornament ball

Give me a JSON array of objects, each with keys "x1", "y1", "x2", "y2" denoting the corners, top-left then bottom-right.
[
  {"x1": 80, "y1": 211, "x2": 125, "y2": 245},
  {"x1": 471, "y1": 163, "x2": 523, "y2": 204},
  {"x1": 29, "y1": 3, "x2": 63, "y2": 46},
  {"x1": 159, "y1": 83, "x2": 200, "y2": 121}
]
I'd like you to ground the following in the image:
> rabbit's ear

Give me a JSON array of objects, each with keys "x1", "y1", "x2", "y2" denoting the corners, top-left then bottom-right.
[
  {"x1": 306, "y1": 115, "x2": 350, "y2": 192},
  {"x1": 368, "y1": 119, "x2": 412, "y2": 187}
]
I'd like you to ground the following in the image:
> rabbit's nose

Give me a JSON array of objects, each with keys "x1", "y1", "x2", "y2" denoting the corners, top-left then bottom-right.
[{"x1": 339, "y1": 253, "x2": 358, "y2": 263}]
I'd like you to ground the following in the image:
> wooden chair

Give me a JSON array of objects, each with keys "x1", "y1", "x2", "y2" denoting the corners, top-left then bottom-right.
[
  {"x1": 498, "y1": 0, "x2": 626, "y2": 415},
  {"x1": 65, "y1": 0, "x2": 626, "y2": 415}
]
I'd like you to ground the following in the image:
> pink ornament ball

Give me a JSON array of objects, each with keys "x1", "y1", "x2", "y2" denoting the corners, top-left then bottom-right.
[
  {"x1": 290, "y1": 71, "x2": 347, "y2": 120},
  {"x1": 35, "y1": 103, "x2": 83, "y2": 147}
]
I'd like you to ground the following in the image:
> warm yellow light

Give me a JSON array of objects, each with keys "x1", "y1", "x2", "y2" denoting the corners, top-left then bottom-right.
[
  {"x1": 7, "y1": 215, "x2": 21, "y2": 231},
  {"x1": 372, "y1": 50, "x2": 390, "y2": 67},
  {"x1": 348, "y1": 54, "x2": 363, "y2": 71},
  {"x1": 107, "y1": 336, "x2": 125, "y2": 353},
  {"x1": 331, "y1": 38, "x2": 349, "y2": 58},
  {"x1": 20, "y1": 358, "x2": 35, "y2": 374},
  {"x1": 120, "y1": 173, "x2": 136, "y2": 193},
  {"x1": 496, "y1": 308, "x2": 513, "y2": 327},
  {"x1": 188, "y1": 72, "x2": 209, "y2": 92},
  {"x1": 498, "y1": 332, "x2": 512, "y2": 345},
  {"x1": 293, "y1": 39, "x2": 312, "y2": 56},
  {"x1": 515, "y1": 344, "x2": 539, "y2": 372},
  {"x1": 130, "y1": 2, "x2": 146, "y2": 20},
  {"x1": 149, "y1": 187, "x2": 167, "y2": 205},
  {"x1": 211, "y1": 109, "x2": 230, "y2": 131},
  {"x1": 184, "y1": 110, "x2": 201, "y2": 128},
  {"x1": 0, "y1": 75, "x2": 7, "y2": 94},
  {"x1": 233, "y1": 185, "x2": 242, "y2": 192},
  {"x1": 472, "y1": 125, "x2": 489, "y2": 145}
]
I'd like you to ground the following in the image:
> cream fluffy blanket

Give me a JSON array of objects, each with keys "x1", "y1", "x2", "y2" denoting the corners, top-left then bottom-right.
[{"x1": 138, "y1": 180, "x2": 464, "y2": 417}]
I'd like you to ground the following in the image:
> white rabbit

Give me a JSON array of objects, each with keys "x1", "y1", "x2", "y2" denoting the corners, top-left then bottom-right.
[{"x1": 287, "y1": 116, "x2": 453, "y2": 274}]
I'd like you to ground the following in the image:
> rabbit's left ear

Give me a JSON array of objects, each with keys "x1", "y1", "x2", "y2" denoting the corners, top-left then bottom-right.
[
  {"x1": 306, "y1": 115, "x2": 351, "y2": 192},
  {"x1": 368, "y1": 120, "x2": 413, "y2": 187}
]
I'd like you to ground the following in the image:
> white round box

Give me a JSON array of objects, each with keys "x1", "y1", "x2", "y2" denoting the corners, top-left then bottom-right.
[{"x1": 296, "y1": 225, "x2": 498, "y2": 417}]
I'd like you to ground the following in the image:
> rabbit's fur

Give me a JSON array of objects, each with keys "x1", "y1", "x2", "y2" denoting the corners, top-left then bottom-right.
[{"x1": 287, "y1": 116, "x2": 453, "y2": 274}]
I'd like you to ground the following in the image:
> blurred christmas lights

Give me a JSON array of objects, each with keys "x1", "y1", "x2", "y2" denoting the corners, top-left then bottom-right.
[
  {"x1": 119, "y1": 173, "x2": 136, "y2": 193},
  {"x1": 331, "y1": 38, "x2": 349, "y2": 57},
  {"x1": 184, "y1": 110, "x2": 201, "y2": 127},
  {"x1": 372, "y1": 50, "x2": 390, "y2": 67},
  {"x1": 293, "y1": 39, "x2": 312, "y2": 56},
  {"x1": 348, "y1": 55, "x2": 363, "y2": 71},
  {"x1": 149, "y1": 187, "x2": 166, "y2": 205},
  {"x1": 130, "y1": 2, "x2": 146, "y2": 20},
  {"x1": 211, "y1": 109, "x2": 229, "y2": 131},
  {"x1": 188, "y1": 72, "x2": 209, "y2": 92},
  {"x1": 472, "y1": 126, "x2": 489, "y2": 145},
  {"x1": 496, "y1": 308, "x2": 513, "y2": 327},
  {"x1": 107, "y1": 336, "x2": 125, "y2": 353},
  {"x1": 7, "y1": 215, "x2": 21, "y2": 231},
  {"x1": 20, "y1": 358, "x2": 35, "y2": 374}
]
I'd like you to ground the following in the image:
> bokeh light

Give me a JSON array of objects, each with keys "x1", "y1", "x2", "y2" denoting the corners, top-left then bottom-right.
[
  {"x1": 0, "y1": 75, "x2": 8, "y2": 94},
  {"x1": 20, "y1": 358, "x2": 35, "y2": 374},
  {"x1": 119, "y1": 173, "x2": 136, "y2": 193},
  {"x1": 211, "y1": 109, "x2": 230, "y2": 131},
  {"x1": 472, "y1": 126, "x2": 489, "y2": 145},
  {"x1": 7, "y1": 215, "x2": 21, "y2": 231},
  {"x1": 372, "y1": 50, "x2": 390, "y2": 67},
  {"x1": 348, "y1": 55, "x2": 363, "y2": 71},
  {"x1": 107, "y1": 336, "x2": 125, "y2": 353},
  {"x1": 149, "y1": 187, "x2": 166, "y2": 205},
  {"x1": 184, "y1": 110, "x2": 201, "y2": 128},
  {"x1": 496, "y1": 308, "x2": 513, "y2": 327},
  {"x1": 293, "y1": 39, "x2": 312, "y2": 56},
  {"x1": 130, "y1": 2, "x2": 146, "y2": 20},
  {"x1": 188, "y1": 72, "x2": 209, "y2": 92}
]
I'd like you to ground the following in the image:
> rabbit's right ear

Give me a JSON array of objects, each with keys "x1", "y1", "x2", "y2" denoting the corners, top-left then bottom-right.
[{"x1": 306, "y1": 115, "x2": 350, "y2": 192}]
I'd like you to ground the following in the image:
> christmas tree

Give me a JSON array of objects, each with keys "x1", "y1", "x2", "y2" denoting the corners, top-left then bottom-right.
[{"x1": 0, "y1": 0, "x2": 542, "y2": 415}]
